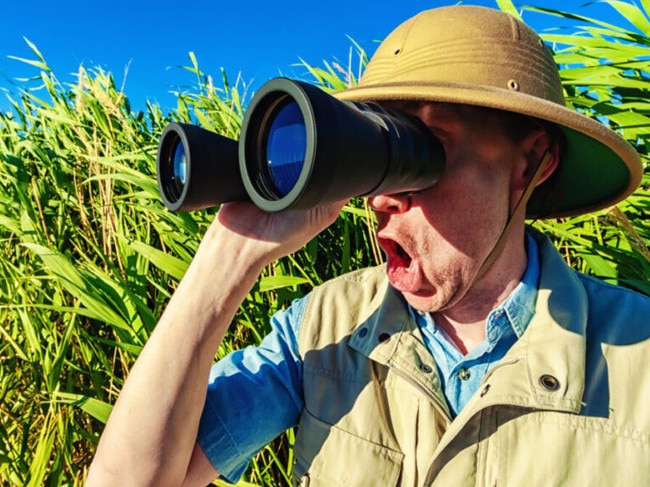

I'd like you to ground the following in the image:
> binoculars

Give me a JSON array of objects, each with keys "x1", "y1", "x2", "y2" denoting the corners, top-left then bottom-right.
[{"x1": 157, "y1": 78, "x2": 446, "y2": 213}]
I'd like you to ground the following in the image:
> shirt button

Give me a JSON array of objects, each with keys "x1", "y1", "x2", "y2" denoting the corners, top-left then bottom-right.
[
  {"x1": 458, "y1": 368, "x2": 471, "y2": 381},
  {"x1": 358, "y1": 327, "x2": 368, "y2": 338}
]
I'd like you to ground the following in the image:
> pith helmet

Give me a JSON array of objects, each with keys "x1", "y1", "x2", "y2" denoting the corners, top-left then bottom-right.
[{"x1": 335, "y1": 5, "x2": 643, "y2": 218}]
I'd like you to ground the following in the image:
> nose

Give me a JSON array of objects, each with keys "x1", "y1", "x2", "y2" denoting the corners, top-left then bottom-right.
[{"x1": 368, "y1": 192, "x2": 412, "y2": 214}]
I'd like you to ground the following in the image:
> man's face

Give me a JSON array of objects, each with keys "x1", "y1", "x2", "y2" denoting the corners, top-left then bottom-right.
[{"x1": 369, "y1": 102, "x2": 529, "y2": 313}]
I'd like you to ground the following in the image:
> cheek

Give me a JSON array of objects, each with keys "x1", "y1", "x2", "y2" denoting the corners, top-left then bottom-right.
[
  {"x1": 423, "y1": 158, "x2": 512, "y2": 214},
  {"x1": 414, "y1": 178, "x2": 492, "y2": 231},
  {"x1": 412, "y1": 178, "x2": 511, "y2": 261}
]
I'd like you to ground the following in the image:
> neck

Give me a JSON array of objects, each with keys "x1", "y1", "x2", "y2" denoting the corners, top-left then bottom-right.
[{"x1": 431, "y1": 231, "x2": 528, "y2": 355}]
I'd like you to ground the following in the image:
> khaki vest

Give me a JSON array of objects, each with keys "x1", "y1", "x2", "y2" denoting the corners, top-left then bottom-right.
[{"x1": 293, "y1": 234, "x2": 650, "y2": 486}]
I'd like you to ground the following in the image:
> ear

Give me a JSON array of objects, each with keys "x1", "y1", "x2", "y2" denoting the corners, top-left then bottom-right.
[{"x1": 511, "y1": 129, "x2": 560, "y2": 191}]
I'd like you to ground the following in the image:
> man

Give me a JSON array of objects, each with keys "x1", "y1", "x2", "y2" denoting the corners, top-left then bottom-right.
[{"x1": 87, "y1": 5, "x2": 650, "y2": 487}]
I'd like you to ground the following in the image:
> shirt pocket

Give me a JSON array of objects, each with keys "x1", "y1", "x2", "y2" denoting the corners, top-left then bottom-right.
[{"x1": 293, "y1": 408, "x2": 404, "y2": 487}]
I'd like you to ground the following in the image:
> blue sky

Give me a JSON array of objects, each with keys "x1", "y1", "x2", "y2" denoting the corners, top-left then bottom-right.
[{"x1": 0, "y1": 0, "x2": 615, "y2": 114}]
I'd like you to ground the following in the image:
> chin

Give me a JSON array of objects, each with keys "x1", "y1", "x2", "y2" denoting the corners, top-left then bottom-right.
[{"x1": 401, "y1": 291, "x2": 439, "y2": 315}]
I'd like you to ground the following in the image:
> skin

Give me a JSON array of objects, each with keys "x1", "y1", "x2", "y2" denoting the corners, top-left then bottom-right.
[{"x1": 85, "y1": 102, "x2": 558, "y2": 486}]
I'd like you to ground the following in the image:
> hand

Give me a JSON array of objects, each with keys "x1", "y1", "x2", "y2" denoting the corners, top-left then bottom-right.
[{"x1": 208, "y1": 199, "x2": 348, "y2": 264}]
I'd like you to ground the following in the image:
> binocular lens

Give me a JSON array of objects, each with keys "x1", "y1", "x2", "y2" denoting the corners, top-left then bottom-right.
[
  {"x1": 171, "y1": 141, "x2": 187, "y2": 197},
  {"x1": 266, "y1": 101, "x2": 306, "y2": 197}
]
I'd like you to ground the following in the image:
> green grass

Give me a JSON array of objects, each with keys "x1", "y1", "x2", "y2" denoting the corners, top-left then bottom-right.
[{"x1": 1, "y1": 2, "x2": 649, "y2": 485}]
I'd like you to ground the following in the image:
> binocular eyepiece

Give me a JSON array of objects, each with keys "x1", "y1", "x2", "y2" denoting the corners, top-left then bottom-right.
[{"x1": 157, "y1": 77, "x2": 446, "y2": 213}]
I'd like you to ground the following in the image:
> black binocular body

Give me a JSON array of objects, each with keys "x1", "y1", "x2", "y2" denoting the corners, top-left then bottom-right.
[{"x1": 157, "y1": 78, "x2": 446, "y2": 213}]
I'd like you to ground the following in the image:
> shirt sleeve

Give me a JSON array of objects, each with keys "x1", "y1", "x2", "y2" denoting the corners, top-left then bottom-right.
[{"x1": 196, "y1": 295, "x2": 308, "y2": 483}]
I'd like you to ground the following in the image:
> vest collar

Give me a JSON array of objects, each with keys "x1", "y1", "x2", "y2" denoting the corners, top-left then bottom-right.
[
  {"x1": 348, "y1": 282, "x2": 452, "y2": 417},
  {"x1": 474, "y1": 232, "x2": 587, "y2": 414}
]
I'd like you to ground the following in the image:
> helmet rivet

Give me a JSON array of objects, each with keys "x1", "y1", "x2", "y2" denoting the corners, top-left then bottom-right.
[{"x1": 507, "y1": 79, "x2": 520, "y2": 91}]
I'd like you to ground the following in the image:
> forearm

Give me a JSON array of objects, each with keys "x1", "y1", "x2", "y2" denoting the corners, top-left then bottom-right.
[{"x1": 86, "y1": 219, "x2": 268, "y2": 487}]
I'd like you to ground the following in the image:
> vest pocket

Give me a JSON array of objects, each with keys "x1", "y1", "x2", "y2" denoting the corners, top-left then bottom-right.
[
  {"x1": 294, "y1": 409, "x2": 404, "y2": 486},
  {"x1": 493, "y1": 409, "x2": 650, "y2": 486}
]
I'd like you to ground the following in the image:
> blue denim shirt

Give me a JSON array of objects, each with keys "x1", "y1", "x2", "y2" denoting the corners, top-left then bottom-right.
[{"x1": 198, "y1": 233, "x2": 539, "y2": 482}]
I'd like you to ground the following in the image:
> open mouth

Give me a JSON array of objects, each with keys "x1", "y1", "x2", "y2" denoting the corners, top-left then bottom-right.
[
  {"x1": 378, "y1": 237, "x2": 413, "y2": 270},
  {"x1": 379, "y1": 239, "x2": 413, "y2": 270},
  {"x1": 377, "y1": 236, "x2": 422, "y2": 293},
  {"x1": 394, "y1": 241, "x2": 412, "y2": 267}
]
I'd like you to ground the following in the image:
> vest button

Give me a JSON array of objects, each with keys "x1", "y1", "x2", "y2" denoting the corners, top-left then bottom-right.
[
  {"x1": 420, "y1": 364, "x2": 433, "y2": 374},
  {"x1": 539, "y1": 374, "x2": 560, "y2": 391}
]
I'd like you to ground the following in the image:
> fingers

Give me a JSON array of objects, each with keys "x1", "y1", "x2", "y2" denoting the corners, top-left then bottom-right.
[{"x1": 212, "y1": 200, "x2": 348, "y2": 262}]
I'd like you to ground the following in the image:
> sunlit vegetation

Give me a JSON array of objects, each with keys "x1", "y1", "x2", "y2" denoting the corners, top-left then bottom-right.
[{"x1": 1, "y1": 2, "x2": 648, "y2": 484}]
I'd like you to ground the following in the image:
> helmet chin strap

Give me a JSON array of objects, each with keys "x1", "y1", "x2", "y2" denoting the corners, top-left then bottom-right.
[{"x1": 472, "y1": 150, "x2": 553, "y2": 285}]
